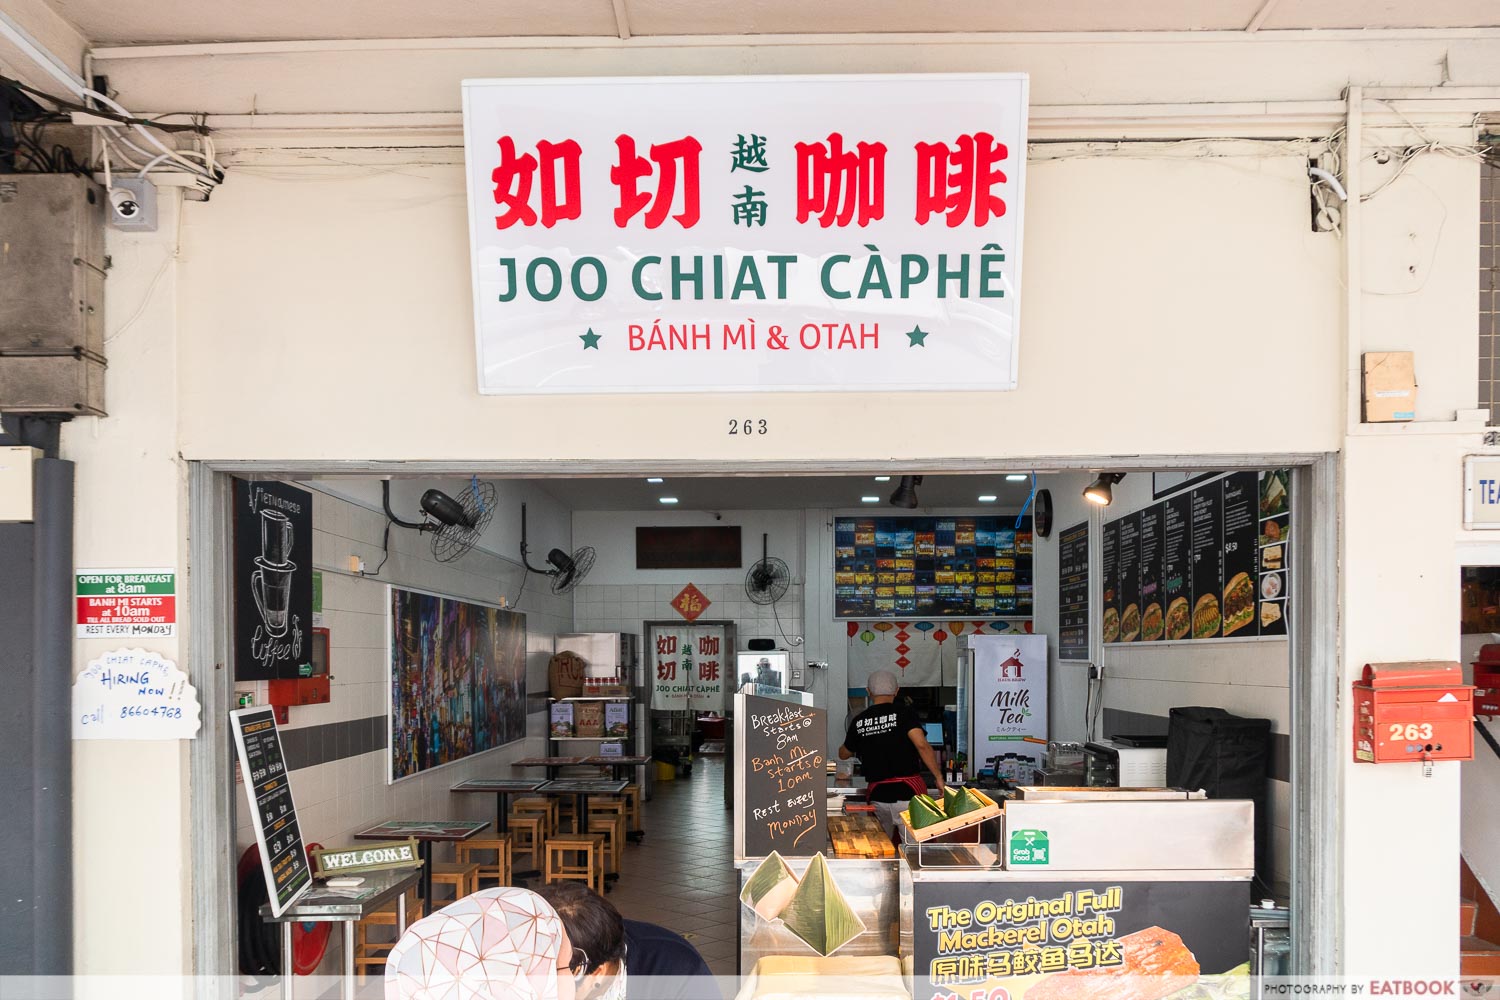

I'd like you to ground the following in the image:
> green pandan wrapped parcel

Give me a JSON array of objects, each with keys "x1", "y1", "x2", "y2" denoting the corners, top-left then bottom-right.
[
  {"x1": 739, "y1": 851, "x2": 799, "y2": 921},
  {"x1": 944, "y1": 786, "x2": 984, "y2": 818},
  {"x1": 908, "y1": 794, "x2": 946, "y2": 829},
  {"x1": 779, "y1": 852, "x2": 867, "y2": 957}
]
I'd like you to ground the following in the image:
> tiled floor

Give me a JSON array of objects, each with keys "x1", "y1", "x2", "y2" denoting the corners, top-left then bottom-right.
[{"x1": 607, "y1": 756, "x2": 740, "y2": 977}]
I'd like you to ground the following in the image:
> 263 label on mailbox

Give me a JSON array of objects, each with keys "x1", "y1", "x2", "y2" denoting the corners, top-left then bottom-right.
[{"x1": 1009, "y1": 828, "x2": 1049, "y2": 866}]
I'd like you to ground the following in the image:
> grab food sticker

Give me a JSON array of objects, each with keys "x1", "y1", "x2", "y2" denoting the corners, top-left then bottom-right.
[
  {"x1": 1009, "y1": 828, "x2": 1049, "y2": 866},
  {"x1": 73, "y1": 648, "x2": 202, "y2": 740}
]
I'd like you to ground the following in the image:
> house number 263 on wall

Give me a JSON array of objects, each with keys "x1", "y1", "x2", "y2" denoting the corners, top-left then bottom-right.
[
  {"x1": 1389, "y1": 723, "x2": 1433, "y2": 741},
  {"x1": 728, "y1": 419, "x2": 769, "y2": 436}
]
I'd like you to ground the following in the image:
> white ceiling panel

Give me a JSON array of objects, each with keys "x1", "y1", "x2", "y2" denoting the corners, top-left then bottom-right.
[
  {"x1": 623, "y1": 0, "x2": 1263, "y2": 36},
  {"x1": 1263, "y1": 0, "x2": 1500, "y2": 30},
  {"x1": 45, "y1": 0, "x2": 620, "y2": 45}
]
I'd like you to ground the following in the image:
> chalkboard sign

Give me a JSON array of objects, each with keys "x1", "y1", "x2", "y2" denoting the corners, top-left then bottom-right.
[
  {"x1": 740, "y1": 695, "x2": 827, "y2": 858},
  {"x1": 232, "y1": 707, "x2": 311, "y2": 917},
  {"x1": 1057, "y1": 523, "x2": 1089, "y2": 660},
  {"x1": 233, "y1": 479, "x2": 314, "y2": 680}
]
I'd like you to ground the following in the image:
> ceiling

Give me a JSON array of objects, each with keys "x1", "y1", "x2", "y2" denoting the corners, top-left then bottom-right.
[
  {"x1": 47, "y1": 0, "x2": 1500, "y2": 47},
  {"x1": 519, "y1": 473, "x2": 1049, "y2": 512}
]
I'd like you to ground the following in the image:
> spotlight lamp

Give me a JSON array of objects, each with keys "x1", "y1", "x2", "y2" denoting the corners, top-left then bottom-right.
[
  {"x1": 889, "y1": 475, "x2": 924, "y2": 508},
  {"x1": 1083, "y1": 473, "x2": 1126, "y2": 507}
]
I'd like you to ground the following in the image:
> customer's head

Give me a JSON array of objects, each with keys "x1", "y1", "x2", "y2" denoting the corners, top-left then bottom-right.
[
  {"x1": 385, "y1": 886, "x2": 579, "y2": 1000},
  {"x1": 866, "y1": 670, "x2": 900, "y2": 701},
  {"x1": 533, "y1": 881, "x2": 626, "y2": 999}
]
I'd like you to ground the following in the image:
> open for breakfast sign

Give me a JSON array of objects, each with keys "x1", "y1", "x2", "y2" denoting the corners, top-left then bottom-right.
[{"x1": 461, "y1": 74, "x2": 1028, "y2": 394}]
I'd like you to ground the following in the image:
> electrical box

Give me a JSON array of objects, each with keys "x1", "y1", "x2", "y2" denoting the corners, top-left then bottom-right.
[
  {"x1": 0, "y1": 446, "x2": 40, "y2": 522},
  {"x1": 266, "y1": 627, "x2": 331, "y2": 722},
  {"x1": 1353, "y1": 662, "x2": 1474, "y2": 763},
  {"x1": 1473, "y1": 645, "x2": 1500, "y2": 720},
  {"x1": 0, "y1": 174, "x2": 108, "y2": 415}
]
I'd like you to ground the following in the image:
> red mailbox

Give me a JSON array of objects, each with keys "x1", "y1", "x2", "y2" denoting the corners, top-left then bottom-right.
[
  {"x1": 1353, "y1": 661, "x2": 1474, "y2": 764},
  {"x1": 1475, "y1": 645, "x2": 1500, "y2": 720}
]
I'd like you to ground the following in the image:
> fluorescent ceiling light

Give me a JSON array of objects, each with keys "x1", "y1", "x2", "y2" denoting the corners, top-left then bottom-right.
[
  {"x1": 658, "y1": 496, "x2": 679, "y2": 504},
  {"x1": 1005, "y1": 474, "x2": 1028, "y2": 482},
  {"x1": 646, "y1": 477, "x2": 664, "y2": 483},
  {"x1": 874, "y1": 476, "x2": 892, "y2": 482},
  {"x1": 861, "y1": 496, "x2": 880, "y2": 503},
  {"x1": 978, "y1": 495, "x2": 998, "y2": 502}
]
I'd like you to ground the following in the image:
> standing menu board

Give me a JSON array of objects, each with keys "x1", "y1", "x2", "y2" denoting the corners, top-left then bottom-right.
[
  {"x1": 1057, "y1": 523, "x2": 1089, "y2": 660},
  {"x1": 1101, "y1": 471, "x2": 1292, "y2": 642},
  {"x1": 738, "y1": 694, "x2": 827, "y2": 857},
  {"x1": 833, "y1": 516, "x2": 1034, "y2": 619},
  {"x1": 231, "y1": 706, "x2": 311, "y2": 917},
  {"x1": 233, "y1": 479, "x2": 314, "y2": 680}
]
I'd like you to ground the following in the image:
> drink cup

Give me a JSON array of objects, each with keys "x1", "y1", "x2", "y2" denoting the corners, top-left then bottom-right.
[
  {"x1": 260, "y1": 509, "x2": 294, "y2": 566},
  {"x1": 252, "y1": 561, "x2": 296, "y2": 638}
]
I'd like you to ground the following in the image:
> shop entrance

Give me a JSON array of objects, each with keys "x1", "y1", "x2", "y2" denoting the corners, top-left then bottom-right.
[{"x1": 187, "y1": 457, "x2": 1338, "y2": 989}]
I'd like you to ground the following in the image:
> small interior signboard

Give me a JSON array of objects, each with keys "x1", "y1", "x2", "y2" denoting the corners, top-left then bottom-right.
[
  {"x1": 231, "y1": 706, "x2": 311, "y2": 917},
  {"x1": 312, "y1": 839, "x2": 421, "y2": 878},
  {"x1": 738, "y1": 694, "x2": 827, "y2": 857},
  {"x1": 72, "y1": 648, "x2": 201, "y2": 740}
]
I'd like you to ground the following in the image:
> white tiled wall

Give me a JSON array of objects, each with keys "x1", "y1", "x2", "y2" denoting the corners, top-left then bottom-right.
[{"x1": 234, "y1": 484, "x2": 574, "y2": 855}]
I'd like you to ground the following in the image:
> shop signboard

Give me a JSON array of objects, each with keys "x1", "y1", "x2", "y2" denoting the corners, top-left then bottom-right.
[
  {"x1": 1464, "y1": 455, "x2": 1500, "y2": 528},
  {"x1": 969, "y1": 634, "x2": 1047, "y2": 781},
  {"x1": 1102, "y1": 470, "x2": 1290, "y2": 643},
  {"x1": 75, "y1": 568, "x2": 176, "y2": 638},
  {"x1": 232, "y1": 479, "x2": 315, "y2": 681},
  {"x1": 461, "y1": 74, "x2": 1028, "y2": 394},
  {"x1": 649, "y1": 624, "x2": 726, "y2": 711},
  {"x1": 911, "y1": 877, "x2": 1250, "y2": 999},
  {"x1": 231, "y1": 706, "x2": 312, "y2": 917},
  {"x1": 1057, "y1": 523, "x2": 1089, "y2": 660},
  {"x1": 739, "y1": 694, "x2": 827, "y2": 857}
]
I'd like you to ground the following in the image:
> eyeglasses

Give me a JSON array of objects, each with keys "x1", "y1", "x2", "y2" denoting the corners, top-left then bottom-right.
[{"x1": 558, "y1": 946, "x2": 590, "y2": 984}]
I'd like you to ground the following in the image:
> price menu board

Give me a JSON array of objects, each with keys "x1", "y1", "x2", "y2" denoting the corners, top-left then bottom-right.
[
  {"x1": 232, "y1": 706, "x2": 311, "y2": 917},
  {"x1": 1057, "y1": 523, "x2": 1089, "y2": 660},
  {"x1": 739, "y1": 695, "x2": 827, "y2": 857},
  {"x1": 1102, "y1": 471, "x2": 1291, "y2": 643},
  {"x1": 833, "y1": 516, "x2": 1034, "y2": 619}
]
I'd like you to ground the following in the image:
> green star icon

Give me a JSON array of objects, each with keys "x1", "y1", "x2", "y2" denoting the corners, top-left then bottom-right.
[
  {"x1": 906, "y1": 325, "x2": 930, "y2": 347},
  {"x1": 579, "y1": 328, "x2": 601, "y2": 350}
]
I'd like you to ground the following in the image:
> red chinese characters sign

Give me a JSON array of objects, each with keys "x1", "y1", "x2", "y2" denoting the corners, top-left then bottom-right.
[
  {"x1": 463, "y1": 74, "x2": 1028, "y2": 394},
  {"x1": 670, "y1": 583, "x2": 712, "y2": 623}
]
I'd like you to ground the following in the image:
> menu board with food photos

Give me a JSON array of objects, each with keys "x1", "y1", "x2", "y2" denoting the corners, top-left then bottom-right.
[
  {"x1": 833, "y1": 516, "x2": 1033, "y2": 619},
  {"x1": 1102, "y1": 470, "x2": 1291, "y2": 643}
]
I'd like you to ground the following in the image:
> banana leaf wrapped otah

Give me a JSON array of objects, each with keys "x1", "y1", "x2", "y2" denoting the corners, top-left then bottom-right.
[
  {"x1": 944, "y1": 786, "x2": 984, "y2": 818},
  {"x1": 739, "y1": 851, "x2": 799, "y2": 921},
  {"x1": 907, "y1": 794, "x2": 946, "y2": 829},
  {"x1": 779, "y1": 853, "x2": 867, "y2": 957}
]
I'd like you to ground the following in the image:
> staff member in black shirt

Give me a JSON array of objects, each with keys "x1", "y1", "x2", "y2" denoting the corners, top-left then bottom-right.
[{"x1": 838, "y1": 669, "x2": 946, "y2": 836}]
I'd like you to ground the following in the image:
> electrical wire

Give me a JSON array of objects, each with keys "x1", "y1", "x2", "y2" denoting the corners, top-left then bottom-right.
[
  {"x1": 770, "y1": 597, "x2": 804, "y2": 647},
  {"x1": 367, "y1": 520, "x2": 392, "y2": 577}
]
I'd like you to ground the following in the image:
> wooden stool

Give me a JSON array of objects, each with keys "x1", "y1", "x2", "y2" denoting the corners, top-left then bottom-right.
[
  {"x1": 587, "y1": 812, "x2": 625, "y2": 875},
  {"x1": 354, "y1": 885, "x2": 424, "y2": 984},
  {"x1": 507, "y1": 814, "x2": 546, "y2": 871},
  {"x1": 512, "y1": 797, "x2": 559, "y2": 835},
  {"x1": 431, "y1": 861, "x2": 481, "y2": 903},
  {"x1": 621, "y1": 784, "x2": 642, "y2": 833},
  {"x1": 455, "y1": 835, "x2": 512, "y2": 888},
  {"x1": 545, "y1": 833, "x2": 605, "y2": 895}
]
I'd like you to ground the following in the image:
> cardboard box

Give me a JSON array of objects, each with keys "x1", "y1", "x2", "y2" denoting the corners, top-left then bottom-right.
[
  {"x1": 1362, "y1": 351, "x2": 1417, "y2": 422},
  {"x1": 576, "y1": 702, "x2": 605, "y2": 737}
]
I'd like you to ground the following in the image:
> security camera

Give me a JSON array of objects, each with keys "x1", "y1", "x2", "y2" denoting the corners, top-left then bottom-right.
[
  {"x1": 109, "y1": 187, "x2": 140, "y2": 219},
  {"x1": 107, "y1": 178, "x2": 157, "y2": 232}
]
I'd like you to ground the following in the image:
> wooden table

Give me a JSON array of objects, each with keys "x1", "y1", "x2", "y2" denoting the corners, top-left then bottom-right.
[
  {"x1": 353, "y1": 820, "x2": 489, "y2": 913},
  {"x1": 260, "y1": 867, "x2": 421, "y2": 1000},
  {"x1": 580, "y1": 754, "x2": 652, "y2": 783},
  {"x1": 450, "y1": 777, "x2": 546, "y2": 833},
  {"x1": 535, "y1": 778, "x2": 630, "y2": 887},
  {"x1": 512, "y1": 755, "x2": 586, "y2": 780},
  {"x1": 828, "y1": 813, "x2": 898, "y2": 859}
]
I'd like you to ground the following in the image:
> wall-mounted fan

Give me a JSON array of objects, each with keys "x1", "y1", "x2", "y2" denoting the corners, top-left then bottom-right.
[
  {"x1": 745, "y1": 533, "x2": 791, "y2": 605},
  {"x1": 520, "y1": 503, "x2": 596, "y2": 595},
  {"x1": 382, "y1": 478, "x2": 497, "y2": 563}
]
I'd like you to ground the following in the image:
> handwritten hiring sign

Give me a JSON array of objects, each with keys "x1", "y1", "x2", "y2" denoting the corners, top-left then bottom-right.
[
  {"x1": 73, "y1": 648, "x2": 202, "y2": 740},
  {"x1": 461, "y1": 74, "x2": 1028, "y2": 394}
]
